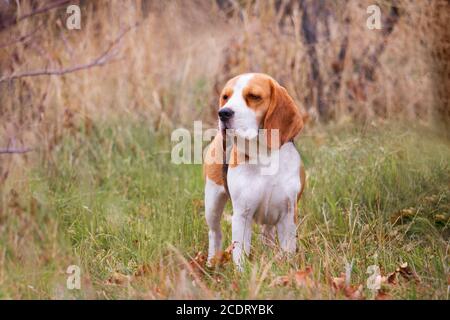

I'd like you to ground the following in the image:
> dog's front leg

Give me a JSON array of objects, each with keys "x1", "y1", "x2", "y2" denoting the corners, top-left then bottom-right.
[
  {"x1": 231, "y1": 210, "x2": 253, "y2": 271},
  {"x1": 205, "y1": 179, "x2": 228, "y2": 262}
]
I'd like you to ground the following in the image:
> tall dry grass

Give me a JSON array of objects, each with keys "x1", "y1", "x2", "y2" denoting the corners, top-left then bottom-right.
[
  {"x1": 1, "y1": 1, "x2": 448, "y2": 141},
  {"x1": 0, "y1": 1, "x2": 230, "y2": 190}
]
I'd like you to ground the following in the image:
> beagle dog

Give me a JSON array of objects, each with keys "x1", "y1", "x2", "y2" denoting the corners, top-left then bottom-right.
[{"x1": 203, "y1": 73, "x2": 306, "y2": 269}]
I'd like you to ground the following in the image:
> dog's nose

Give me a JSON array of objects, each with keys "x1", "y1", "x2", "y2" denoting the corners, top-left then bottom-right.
[{"x1": 218, "y1": 107, "x2": 234, "y2": 121}]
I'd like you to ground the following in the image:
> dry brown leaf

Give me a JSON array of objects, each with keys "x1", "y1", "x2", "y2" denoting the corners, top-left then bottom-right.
[
  {"x1": 188, "y1": 251, "x2": 207, "y2": 276},
  {"x1": 375, "y1": 290, "x2": 391, "y2": 300},
  {"x1": 270, "y1": 267, "x2": 314, "y2": 288},
  {"x1": 434, "y1": 214, "x2": 448, "y2": 223},
  {"x1": 231, "y1": 280, "x2": 240, "y2": 291},
  {"x1": 331, "y1": 273, "x2": 346, "y2": 291},
  {"x1": 208, "y1": 243, "x2": 235, "y2": 268},
  {"x1": 331, "y1": 273, "x2": 364, "y2": 300},
  {"x1": 378, "y1": 262, "x2": 419, "y2": 287},
  {"x1": 294, "y1": 267, "x2": 314, "y2": 288},
  {"x1": 344, "y1": 284, "x2": 364, "y2": 300},
  {"x1": 386, "y1": 271, "x2": 398, "y2": 285},
  {"x1": 270, "y1": 275, "x2": 291, "y2": 287},
  {"x1": 398, "y1": 262, "x2": 420, "y2": 283},
  {"x1": 390, "y1": 207, "x2": 416, "y2": 224},
  {"x1": 424, "y1": 195, "x2": 438, "y2": 203},
  {"x1": 106, "y1": 272, "x2": 131, "y2": 285}
]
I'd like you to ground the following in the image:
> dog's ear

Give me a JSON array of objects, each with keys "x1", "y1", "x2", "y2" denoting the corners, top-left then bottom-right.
[{"x1": 263, "y1": 80, "x2": 304, "y2": 149}]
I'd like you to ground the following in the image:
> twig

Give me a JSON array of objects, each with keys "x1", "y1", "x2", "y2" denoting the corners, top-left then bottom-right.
[
  {"x1": 0, "y1": 147, "x2": 33, "y2": 155},
  {"x1": 0, "y1": 0, "x2": 71, "y2": 30},
  {"x1": 0, "y1": 23, "x2": 138, "y2": 83},
  {"x1": 16, "y1": 0, "x2": 71, "y2": 24}
]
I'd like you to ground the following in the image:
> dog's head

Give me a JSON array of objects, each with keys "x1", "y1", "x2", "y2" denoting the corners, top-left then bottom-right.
[{"x1": 218, "y1": 73, "x2": 304, "y2": 148}]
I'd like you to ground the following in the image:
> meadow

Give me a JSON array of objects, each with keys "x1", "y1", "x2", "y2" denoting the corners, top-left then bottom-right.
[
  {"x1": 0, "y1": 0, "x2": 449, "y2": 300},
  {"x1": 0, "y1": 120, "x2": 448, "y2": 299}
]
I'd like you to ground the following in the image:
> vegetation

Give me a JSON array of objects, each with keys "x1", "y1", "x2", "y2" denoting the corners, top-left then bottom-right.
[
  {"x1": 0, "y1": 1, "x2": 449, "y2": 299},
  {"x1": 0, "y1": 121, "x2": 448, "y2": 299}
]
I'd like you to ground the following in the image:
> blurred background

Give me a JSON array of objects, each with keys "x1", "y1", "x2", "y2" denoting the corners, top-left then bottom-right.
[
  {"x1": 1, "y1": 0, "x2": 449, "y2": 142},
  {"x1": 1, "y1": 0, "x2": 449, "y2": 204}
]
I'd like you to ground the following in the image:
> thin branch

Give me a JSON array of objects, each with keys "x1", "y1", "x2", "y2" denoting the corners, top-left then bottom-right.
[
  {"x1": 16, "y1": 0, "x2": 71, "y2": 24},
  {"x1": 0, "y1": 23, "x2": 138, "y2": 83},
  {"x1": 0, "y1": 0, "x2": 71, "y2": 30},
  {"x1": 0, "y1": 147, "x2": 33, "y2": 155}
]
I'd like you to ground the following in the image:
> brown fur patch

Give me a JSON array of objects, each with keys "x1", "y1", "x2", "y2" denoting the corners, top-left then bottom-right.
[
  {"x1": 203, "y1": 134, "x2": 224, "y2": 185},
  {"x1": 219, "y1": 75, "x2": 239, "y2": 108},
  {"x1": 243, "y1": 74, "x2": 272, "y2": 114},
  {"x1": 264, "y1": 79, "x2": 304, "y2": 148}
]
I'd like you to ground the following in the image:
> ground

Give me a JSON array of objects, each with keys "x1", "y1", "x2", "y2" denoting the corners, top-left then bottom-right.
[{"x1": 0, "y1": 121, "x2": 449, "y2": 299}]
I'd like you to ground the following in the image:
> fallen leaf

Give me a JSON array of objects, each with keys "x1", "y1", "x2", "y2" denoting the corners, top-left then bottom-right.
[
  {"x1": 208, "y1": 242, "x2": 235, "y2": 268},
  {"x1": 391, "y1": 207, "x2": 416, "y2": 224},
  {"x1": 424, "y1": 195, "x2": 438, "y2": 203},
  {"x1": 331, "y1": 273, "x2": 346, "y2": 291},
  {"x1": 398, "y1": 262, "x2": 420, "y2": 283},
  {"x1": 189, "y1": 251, "x2": 207, "y2": 273},
  {"x1": 434, "y1": 214, "x2": 448, "y2": 223},
  {"x1": 106, "y1": 272, "x2": 131, "y2": 285},
  {"x1": 386, "y1": 271, "x2": 398, "y2": 285},
  {"x1": 375, "y1": 290, "x2": 391, "y2": 300},
  {"x1": 331, "y1": 273, "x2": 364, "y2": 299},
  {"x1": 270, "y1": 275, "x2": 291, "y2": 287},
  {"x1": 344, "y1": 284, "x2": 364, "y2": 300},
  {"x1": 294, "y1": 267, "x2": 314, "y2": 288},
  {"x1": 231, "y1": 280, "x2": 240, "y2": 291}
]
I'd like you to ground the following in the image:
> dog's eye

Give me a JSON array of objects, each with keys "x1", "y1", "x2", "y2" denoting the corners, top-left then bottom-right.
[
  {"x1": 222, "y1": 94, "x2": 228, "y2": 100},
  {"x1": 248, "y1": 93, "x2": 261, "y2": 100}
]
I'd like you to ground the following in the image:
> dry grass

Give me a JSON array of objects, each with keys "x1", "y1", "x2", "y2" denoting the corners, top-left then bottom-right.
[{"x1": 0, "y1": 121, "x2": 449, "y2": 299}]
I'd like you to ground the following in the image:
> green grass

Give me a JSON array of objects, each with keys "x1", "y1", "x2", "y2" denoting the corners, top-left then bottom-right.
[{"x1": 0, "y1": 120, "x2": 449, "y2": 299}]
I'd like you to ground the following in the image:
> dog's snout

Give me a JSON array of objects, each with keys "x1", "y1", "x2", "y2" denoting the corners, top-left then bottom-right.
[{"x1": 218, "y1": 107, "x2": 234, "y2": 121}]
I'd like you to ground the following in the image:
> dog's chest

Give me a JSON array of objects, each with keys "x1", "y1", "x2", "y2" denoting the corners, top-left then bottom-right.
[{"x1": 227, "y1": 143, "x2": 302, "y2": 225}]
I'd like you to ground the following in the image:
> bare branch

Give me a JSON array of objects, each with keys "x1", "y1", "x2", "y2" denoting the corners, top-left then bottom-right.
[
  {"x1": 15, "y1": 0, "x2": 71, "y2": 24},
  {"x1": 0, "y1": 23, "x2": 138, "y2": 83},
  {"x1": 0, "y1": 0, "x2": 71, "y2": 30}
]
